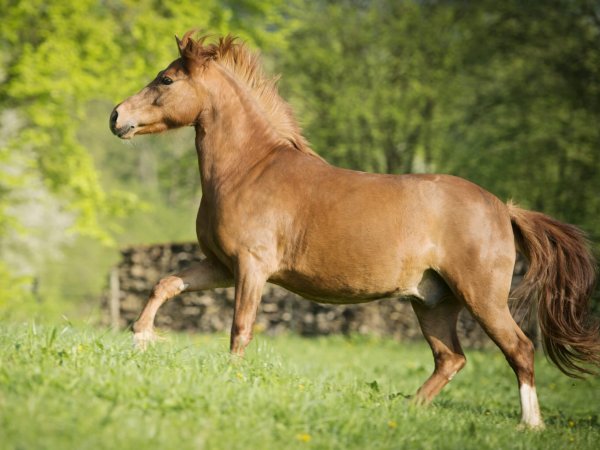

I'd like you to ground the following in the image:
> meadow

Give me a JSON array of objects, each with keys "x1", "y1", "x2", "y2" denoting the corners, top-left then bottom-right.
[{"x1": 0, "y1": 323, "x2": 598, "y2": 450}]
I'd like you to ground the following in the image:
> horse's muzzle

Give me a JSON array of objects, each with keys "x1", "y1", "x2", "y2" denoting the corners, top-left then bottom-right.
[{"x1": 109, "y1": 108, "x2": 134, "y2": 138}]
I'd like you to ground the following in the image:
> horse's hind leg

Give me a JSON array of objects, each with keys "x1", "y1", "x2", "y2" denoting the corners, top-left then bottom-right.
[
  {"x1": 454, "y1": 265, "x2": 544, "y2": 429},
  {"x1": 133, "y1": 258, "x2": 233, "y2": 349},
  {"x1": 411, "y1": 296, "x2": 466, "y2": 405},
  {"x1": 469, "y1": 301, "x2": 543, "y2": 429}
]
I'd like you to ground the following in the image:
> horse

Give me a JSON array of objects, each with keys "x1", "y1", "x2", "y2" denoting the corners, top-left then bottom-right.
[{"x1": 110, "y1": 31, "x2": 600, "y2": 429}]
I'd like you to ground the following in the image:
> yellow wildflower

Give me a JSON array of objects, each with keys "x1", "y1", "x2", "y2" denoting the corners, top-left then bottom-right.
[{"x1": 296, "y1": 433, "x2": 311, "y2": 442}]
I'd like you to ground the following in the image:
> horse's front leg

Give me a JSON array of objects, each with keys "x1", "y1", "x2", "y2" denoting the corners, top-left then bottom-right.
[
  {"x1": 230, "y1": 257, "x2": 268, "y2": 357},
  {"x1": 133, "y1": 258, "x2": 233, "y2": 350}
]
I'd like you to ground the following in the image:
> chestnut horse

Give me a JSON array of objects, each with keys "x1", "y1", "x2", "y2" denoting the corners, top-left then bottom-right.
[{"x1": 110, "y1": 32, "x2": 600, "y2": 428}]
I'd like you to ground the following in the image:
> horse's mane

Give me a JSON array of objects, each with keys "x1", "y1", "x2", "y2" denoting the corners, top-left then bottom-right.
[{"x1": 177, "y1": 31, "x2": 323, "y2": 161}]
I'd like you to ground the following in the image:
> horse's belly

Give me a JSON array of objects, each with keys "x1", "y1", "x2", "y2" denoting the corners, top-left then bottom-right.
[
  {"x1": 268, "y1": 262, "x2": 432, "y2": 305},
  {"x1": 270, "y1": 278, "x2": 401, "y2": 304}
]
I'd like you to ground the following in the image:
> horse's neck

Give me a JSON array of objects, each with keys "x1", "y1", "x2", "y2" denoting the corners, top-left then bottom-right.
[{"x1": 195, "y1": 68, "x2": 282, "y2": 197}]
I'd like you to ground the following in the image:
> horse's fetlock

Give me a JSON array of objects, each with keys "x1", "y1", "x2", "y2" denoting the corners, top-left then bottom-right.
[
  {"x1": 233, "y1": 328, "x2": 253, "y2": 347},
  {"x1": 132, "y1": 321, "x2": 145, "y2": 334}
]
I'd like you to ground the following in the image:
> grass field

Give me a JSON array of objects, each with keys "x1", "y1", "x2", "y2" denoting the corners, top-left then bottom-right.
[{"x1": 0, "y1": 323, "x2": 598, "y2": 450}]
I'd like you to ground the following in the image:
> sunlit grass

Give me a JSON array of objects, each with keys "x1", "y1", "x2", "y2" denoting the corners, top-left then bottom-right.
[{"x1": 0, "y1": 323, "x2": 598, "y2": 449}]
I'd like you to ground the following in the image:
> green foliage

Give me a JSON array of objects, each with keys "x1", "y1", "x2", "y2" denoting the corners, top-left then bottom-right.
[
  {"x1": 2, "y1": 1, "x2": 126, "y2": 241},
  {"x1": 1, "y1": 325, "x2": 599, "y2": 449},
  {"x1": 0, "y1": 262, "x2": 33, "y2": 317},
  {"x1": 279, "y1": 1, "x2": 454, "y2": 174}
]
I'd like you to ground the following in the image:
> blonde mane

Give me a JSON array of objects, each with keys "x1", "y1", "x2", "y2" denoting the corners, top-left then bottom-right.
[{"x1": 177, "y1": 31, "x2": 323, "y2": 161}]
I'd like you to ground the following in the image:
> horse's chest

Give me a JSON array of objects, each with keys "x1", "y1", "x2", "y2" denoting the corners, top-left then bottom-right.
[{"x1": 197, "y1": 201, "x2": 275, "y2": 263}]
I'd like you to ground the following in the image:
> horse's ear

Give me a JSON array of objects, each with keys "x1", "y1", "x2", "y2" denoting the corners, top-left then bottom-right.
[
  {"x1": 178, "y1": 30, "x2": 199, "y2": 53},
  {"x1": 175, "y1": 35, "x2": 183, "y2": 55},
  {"x1": 176, "y1": 34, "x2": 192, "y2": 58}
]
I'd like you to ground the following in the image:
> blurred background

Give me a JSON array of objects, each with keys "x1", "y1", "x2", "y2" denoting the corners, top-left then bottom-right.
[{"x1": 1, "y1": 0, "x2": 599, "y2": 322}]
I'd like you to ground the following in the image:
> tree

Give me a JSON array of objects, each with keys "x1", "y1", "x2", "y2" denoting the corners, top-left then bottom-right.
[{"x1": 277, "y1": 1, "x2": 461, "y2": 174}]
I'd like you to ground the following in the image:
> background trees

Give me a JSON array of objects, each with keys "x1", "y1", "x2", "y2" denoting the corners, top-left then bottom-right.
[{"x1": 1, "y1": 0, "x2": 598, "y2": 317}]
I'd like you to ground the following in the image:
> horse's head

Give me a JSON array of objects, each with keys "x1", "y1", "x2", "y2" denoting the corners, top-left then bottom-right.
[
  {"x1": 110, "y1": 32, "x2": 316, "y2": 158},
  {"x1": 110, "y1": 32, "x2": 212, "y2": 139}
]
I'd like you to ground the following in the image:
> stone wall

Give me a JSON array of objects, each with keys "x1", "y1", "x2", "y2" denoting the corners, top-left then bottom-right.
[{"x1": 103, "y1": 242, "x2": 535, "y2": 348}]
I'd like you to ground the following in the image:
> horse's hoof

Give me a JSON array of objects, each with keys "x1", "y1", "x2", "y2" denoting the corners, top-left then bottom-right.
[
  {"x1": 133, "y1": 329, "x2": 164, "y2": 351},
  {"x1": 409, "y1": 394, "x2": 429, "y2": 407},
  {"x1": 517, "y1": 420, "x2": 545, "y2": 431}
]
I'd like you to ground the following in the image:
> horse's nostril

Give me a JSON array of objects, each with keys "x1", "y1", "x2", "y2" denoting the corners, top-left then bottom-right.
[{"x1": 110, "y1": 110, "x2": 118, "y2": 127}]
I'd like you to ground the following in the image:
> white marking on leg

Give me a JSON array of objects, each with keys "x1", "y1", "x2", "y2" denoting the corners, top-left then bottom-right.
[
  {"x1": 519, "y1": 383, "x2": 544, "y2": 429},
  {"x1": 447, "y1": 370, "x2": 457, "y2": 381}
]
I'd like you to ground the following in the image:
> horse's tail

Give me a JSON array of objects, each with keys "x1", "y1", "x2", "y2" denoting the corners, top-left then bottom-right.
[{"x1": 508, "y1": 202, "x2": 600, "y2": 377}]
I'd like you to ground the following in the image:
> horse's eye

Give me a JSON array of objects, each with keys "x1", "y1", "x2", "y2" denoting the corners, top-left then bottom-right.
[{"x1": 161, "y1": 76, "x2": 173, "y2": 85}]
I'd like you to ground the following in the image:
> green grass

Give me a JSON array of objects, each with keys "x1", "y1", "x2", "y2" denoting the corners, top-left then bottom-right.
[{"x1": 0, "y1": 323, "x2": 598, "y2": 450}]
